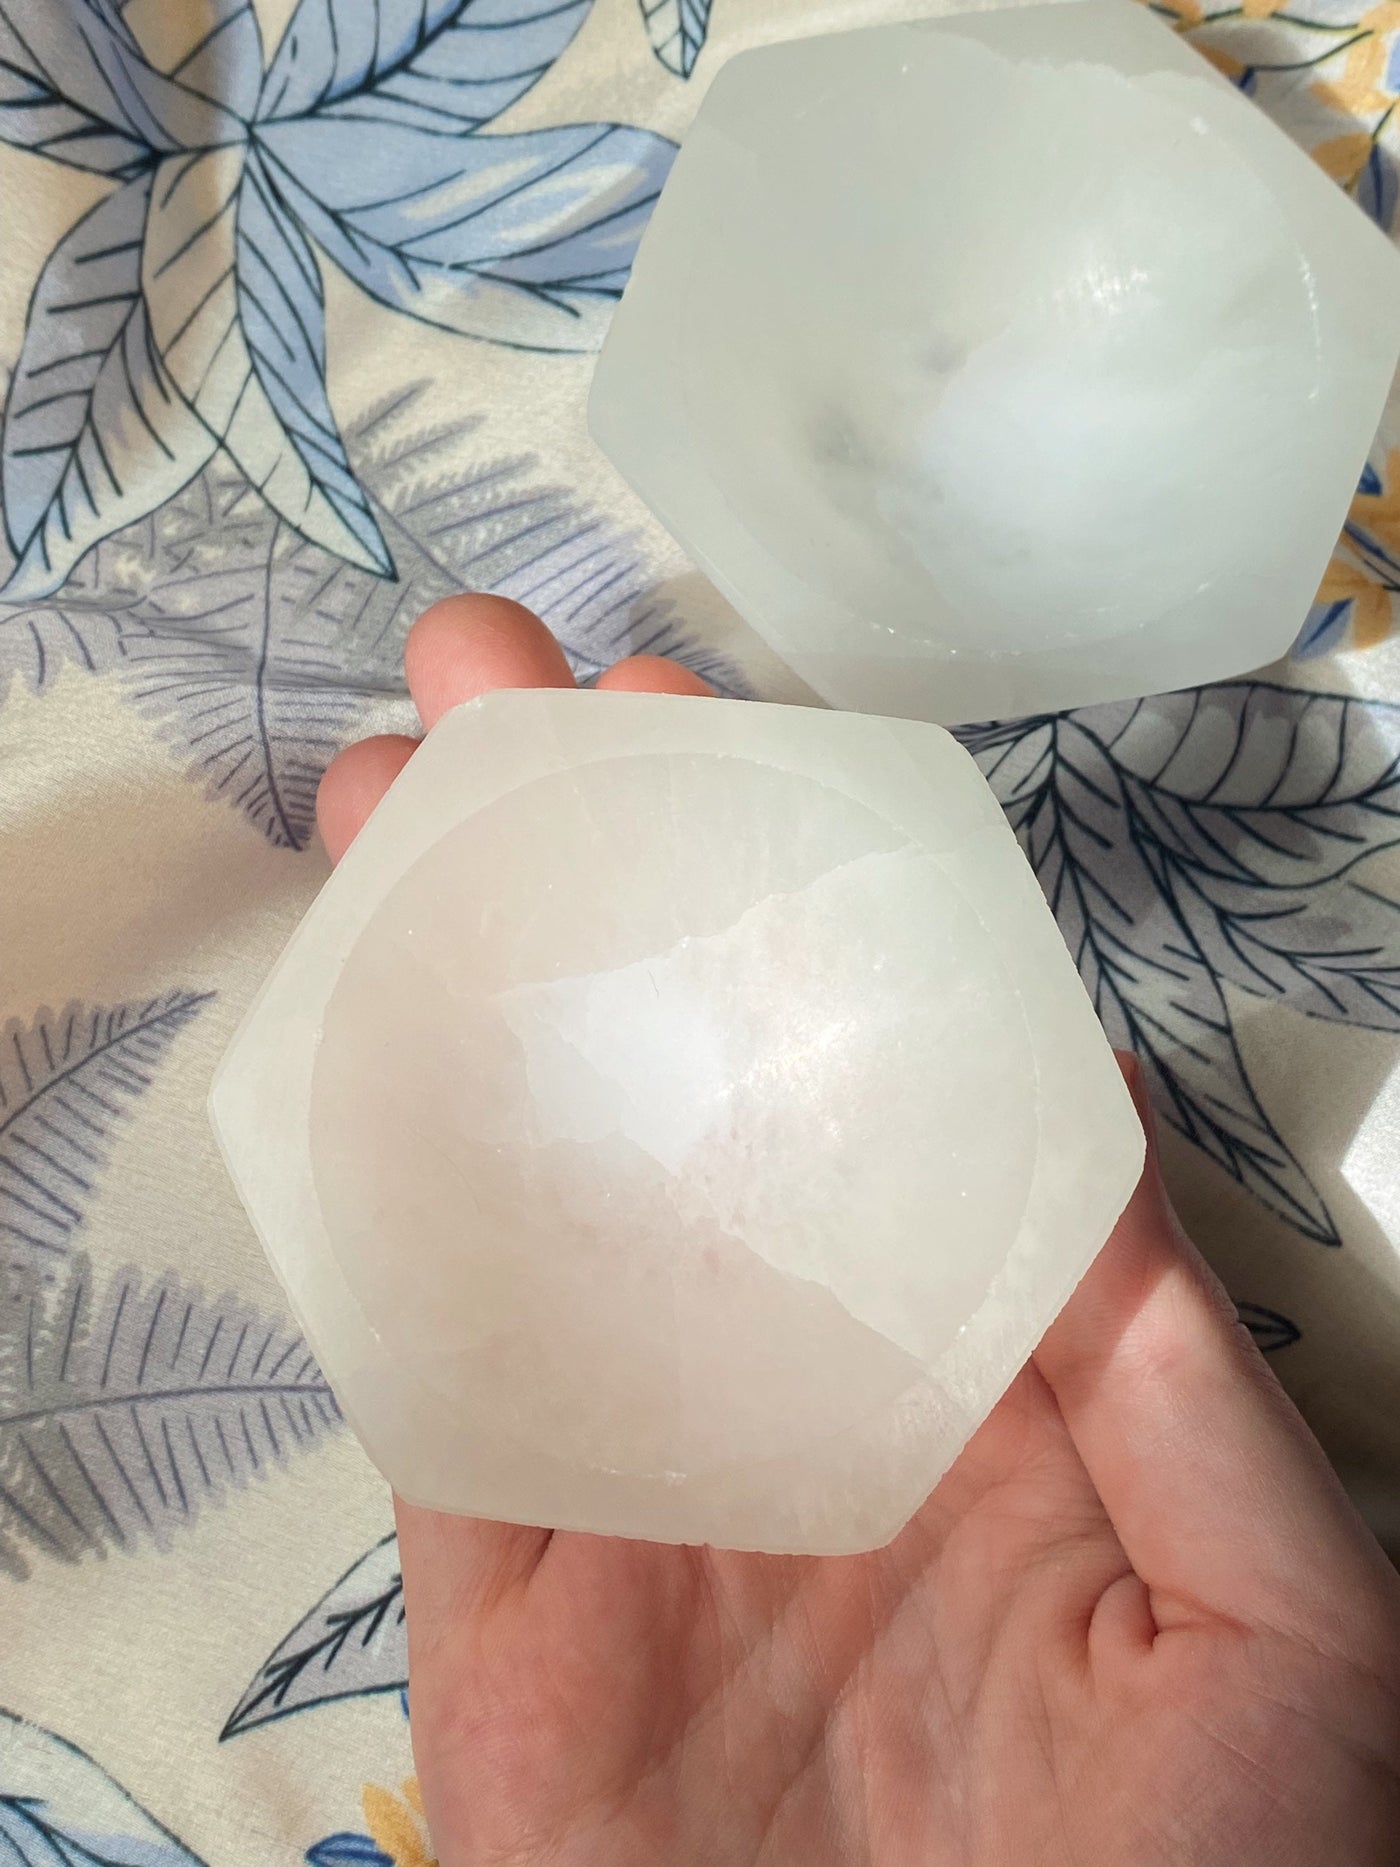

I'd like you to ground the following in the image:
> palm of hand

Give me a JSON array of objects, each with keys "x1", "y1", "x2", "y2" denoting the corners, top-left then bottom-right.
[
  {"x1": 319, "y1": 600, "x2": 1400, "y2": 1867},
  {"x1": 399, "y1": 1357, "x2": 1397, "y2": 1867}
]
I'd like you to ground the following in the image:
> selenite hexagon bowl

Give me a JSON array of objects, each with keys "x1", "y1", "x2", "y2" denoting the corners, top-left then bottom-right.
[{"x1": 210, "y1": 690, "x2": 1143, "y2": 1554}]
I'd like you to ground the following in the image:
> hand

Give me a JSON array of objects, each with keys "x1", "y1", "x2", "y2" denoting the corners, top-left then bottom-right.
[{"x1": 319, "y1": 595, "x2": 1400, "y2": 1867}]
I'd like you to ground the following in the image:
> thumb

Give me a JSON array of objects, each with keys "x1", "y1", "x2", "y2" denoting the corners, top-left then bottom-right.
[
  {"x1": 394, "y1": 1495, "x2": 550, "y2": 1666},
  {"x1": 1034, "y1": 1058, "x2": 1400, "y2": 1647}
]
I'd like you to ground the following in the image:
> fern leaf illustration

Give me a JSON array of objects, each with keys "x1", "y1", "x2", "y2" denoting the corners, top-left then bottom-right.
[
  {"x1": 0, "y1": 1252, "x2": 342, "y2": 1578},
  {"x1": 0, "y1": 995, "x2": 211, "y2": 1268}
]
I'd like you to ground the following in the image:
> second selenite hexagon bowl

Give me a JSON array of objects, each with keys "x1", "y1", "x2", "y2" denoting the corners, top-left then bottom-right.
[{"x1": 590, "y1": 1, "x2": 1400, "y2": 723}]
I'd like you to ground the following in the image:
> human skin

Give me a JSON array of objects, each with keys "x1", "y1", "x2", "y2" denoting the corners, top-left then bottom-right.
[{"x1": 318, "y1": 594, "x2": 1400, "y2": 1867}]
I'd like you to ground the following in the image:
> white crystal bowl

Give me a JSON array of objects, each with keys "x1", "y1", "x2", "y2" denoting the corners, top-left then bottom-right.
[
  {"x1": 590, "y1": 1, "x2": 1400, "y2": 724},
  {"x1": 210, "y1": 691, "x2": 1143, "y2": 1554}
]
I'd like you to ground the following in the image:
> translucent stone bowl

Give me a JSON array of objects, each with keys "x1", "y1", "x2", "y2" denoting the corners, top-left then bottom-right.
[
  {"x1": 590, "y1": 0, "x2": 1400, "y2": 723},
  {"x1": 209, "y1": 691, "x2": 1143, "y2": 1554}
]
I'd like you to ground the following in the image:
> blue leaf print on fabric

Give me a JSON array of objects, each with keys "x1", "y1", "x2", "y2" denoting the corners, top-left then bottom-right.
[
  {"x1": 306, "y1": 1835, "x2": 393, "y2": 1867},
  {"x1": 639, "y1": 0, "x2": 713, "y2": 77},
  {"x1": 966, "y1": 711, "x2": 1334, "y2": 1241},
  {"x1": 256, "y1": 118, "x2": 675, "y2": 351},
  {"x1": 142, "y1": 141, "x2": 392, "y2": 580},
  {"x1": 235, "y1": 148, "x2": 393, "y2": 572},
  {"x1": 223, "y1": 1534, "x2": 406, "y2": 1737},
  {"x1": 1, "y1": 175, "x2": 217, "y2": 602},
  {"x1": 0, "y1": 1253, "x2": 343, "y2": 1577},
  {"x1": 128, "y1": 1, "x2": 266, "y2": 121},
  {"x1": 0, "y1": 0, "x2": 674, "y2": 597},
  {"x1": 258, "y1": 0, "x2": 592, "y2": 131},
  {"x1": 961, "y1": 680, "x2": 1400, "y2": 1244},
  {"x1": 1294, "y1": 598, "x2": 1355, "y2": 659},
  {"x1": 0, "y1": 11, "x2": 147, "y2": 176},
  {"x1": 1355, "y1": 139, "x2": 1398, "y2": 231},
  {"x1": 0, "y1": 2, "x2": 241, "y2": 173},
  {"x1": 0, "y1": 995, "x2": 212, "y2": 1268},
  {"x1": 0, "y1": 1708, "x2": 207, "y2": 1867},
  {"x1": 1106, "y1": 686, "x2": 1400, "y2": 1025}
]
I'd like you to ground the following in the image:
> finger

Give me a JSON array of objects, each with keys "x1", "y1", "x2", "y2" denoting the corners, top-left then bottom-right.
[
  {"x1": 1035, "y1": 1060, "x2": 1399, "y2": 1644},
  {"x1": 394, "y1": 1495, "x2": 551, "y2": 1794},
  {"x1": 405, "y1": 594, "x2": 575, "y2": 730},
  {"x1": 317, "y1": 734, "x2": 417, "y2": 864},
  {"x1": 395, "y1": 1495, "x2": 550, "y2": 1636},
  {"x1": 318, "y1": 595, "x2": 577, "y2": 860},
  {"x1": 595, "y1": 654, "x2": 713, "y2": 697}
]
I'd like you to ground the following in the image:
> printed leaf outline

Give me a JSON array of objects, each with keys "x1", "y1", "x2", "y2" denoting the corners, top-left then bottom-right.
[
  {"x1": 255, "y1": 116, "x2": 677, "y2": 353},
  {"x1": 235, "y1": 147, "x2": 392, "y2": 572},
  {"x1": 1, "y1": 0, "x2": 673, "y2": 596},
  {"x1": 1103, "y1": 684, "x2": 1400, "y2": 1030},
  {"x1": 0, "y1": 994, "x2": 213, "y2": 1267},
  {"x1": 0, "y1": 1706, "x2": 207, "y2": 1867},
  {"x1": 222, "y1": 1533, "x2": 406, "y2": 1737},
  {"x1": 0, "y1": 0, "x2": 243, "y2": 172},
  {"x1": 957, "y1": 683, "x2": 1400, "y2": 1244},
  {"x1": 1294, "y1": 602, "x2": 1350, "y2": 661},
  {"x1": 330, "y1": 388, "x2": 744, "y2": 693},
  {"x1": 0, "y1": 13, "x2": 149, "y2": 176},
  {"x1": 98, "y1": 389, "x2": 742, "y2": 850},
  {"x1": 121, "y1": 0, "x2": 266, "y2": 121},
  {"x1": 1238, "y1": 1302, "x2": 1301, "y2": 1353},
  {"x1": 142, "y1": 143, "x2": 390, "y2": 576},
  {"x1": 257, "y1": 0, "x2": 594, "y2": 132},
  {"x1": 4, "y1": 388, "x2": 741, "y2": 850},
  {"x1": 2, "y1": 178, "x2": 144, "y2": 551},
  {"x1": 0, "y1": 1251, "x2": 343, "y2": 1579},
  {"x1": 1103, "y1": 683, "x2": 1400, "y2": 887},
  {"x1": 965, "y1": 716, "x2": 1334, "y2": 1242},
  {"x1": 0, "y1": 540, "x2": 159, "y2": 700},
  {"x1": 307, "y1": 1836, "x2": 393, "y2": 1867},
  {"x1": 1356, "y1": 138, "x2": 1399, "y2": 232},
  {"x1": 639, "y1": 0, "x2": 712, "y2": 77},
  {"x1": 1, "y1": 174, "x2": 218, "y2": 603}
]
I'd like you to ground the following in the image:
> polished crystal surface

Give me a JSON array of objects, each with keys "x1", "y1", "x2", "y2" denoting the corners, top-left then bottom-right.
[
  {"x1": 210, "y1": 691, "x2": 1143, "y2": 1554},
  {"x1": 590, "y1": 1, "x2": 1400, "y2": 724}
]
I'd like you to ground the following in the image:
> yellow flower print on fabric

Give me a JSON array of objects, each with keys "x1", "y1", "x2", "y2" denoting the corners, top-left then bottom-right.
[
  {"x1": 1313, "y1": 3, "x2": 1400, "y2": 117},
  {"x1": 1313, "y1": 130, "x2": 1380, "y2": 182},
  {"x1": 1307, "y1": 0, "x2": 1399, "y2": 213},
  {"x1": 1316, "y1": 556, "x2": 1394, "y2": 647},
  {"x1": 1137, "y1": 0, "x2": 1400, "y2": 651},
  {"x1": 362, "y1": 1780, "x2": 436, "y2": 1867}
]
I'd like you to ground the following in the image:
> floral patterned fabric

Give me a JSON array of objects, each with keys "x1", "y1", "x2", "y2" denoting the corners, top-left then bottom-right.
[{"x1": 2, "y1": 2, "x2": 1400, "y2": 1862}]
